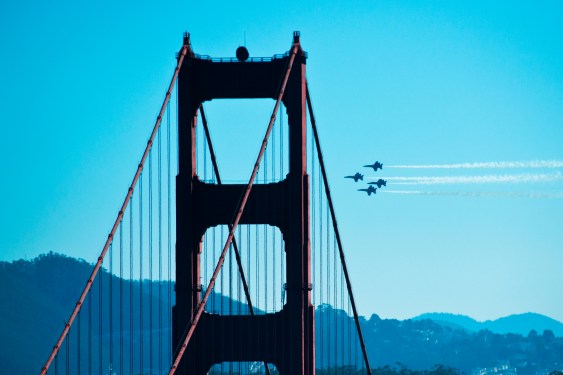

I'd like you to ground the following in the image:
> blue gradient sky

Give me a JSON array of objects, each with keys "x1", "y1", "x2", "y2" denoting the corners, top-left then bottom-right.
[{"x1": 1, "y1": 1, "x2": 562, "y2": 322}]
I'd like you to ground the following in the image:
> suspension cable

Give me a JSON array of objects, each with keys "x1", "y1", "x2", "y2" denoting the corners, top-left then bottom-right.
[
  {"x1": 166, "y1": 97, "x2": 172, "y2": 366},
  {"x1": 158, "y1": 122, "x2": 163, "y2": 375},
  {"x1": 119, "y1": 221, "x2": 124, "y2": 375},
  {"x1": 168, "y1": 43, "x2": 298, "y2": 375},
  {"x1": 66, "y1": 331, "x2": 69, "y2": 374},
  {"x1": 139, "y1": 173, "x2": 144, "y2": 373},
  {"x1": 130, "y1": 197, "x2": 134, "y2": 374},
  {"x1": 306, "y1": 84, "x2": 372, "y2": 374},
  {"x1": 110, "y1": 242, "x2": 113, "y2": 374},
  {"x1": 88, "y1": 289, "x2": 92, "y2": 374},
  {"x1": 40, "y1": 43, "x2": 189, "y2": 375},
  {"x1": 77, "y1": 310, "x2": 81, "y2": 375},
  {"x1": 99, "y1": 259, "x2": 103, "y2": 375}
]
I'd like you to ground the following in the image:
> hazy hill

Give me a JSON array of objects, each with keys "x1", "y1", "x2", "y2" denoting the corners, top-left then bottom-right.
[
  {"x1": 2, "y1": 253, "x2": 563, "y2": 374},
  {"x1": 0, "y1": 252, "x2": 239, "y2": 374},
  {"x1": 413, "y1": 312, "x2": 563, "y2": 336}
]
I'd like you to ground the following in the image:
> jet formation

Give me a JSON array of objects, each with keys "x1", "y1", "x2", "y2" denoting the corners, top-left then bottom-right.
[{"x1": 345, "y1": 161, "x2": 386, "y2": 197}]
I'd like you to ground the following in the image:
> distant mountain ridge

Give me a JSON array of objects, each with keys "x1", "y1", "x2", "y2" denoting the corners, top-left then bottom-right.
[
  {"x1": 413, "y1": 312, "x2": 563, "y2": 337},
  {"x1": 2, "y1": 252, "x2": 563, "y2": 374}
]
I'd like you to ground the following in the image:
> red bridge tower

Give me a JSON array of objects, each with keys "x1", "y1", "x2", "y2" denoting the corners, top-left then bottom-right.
[{"x1": 173, "y1": 32, "x2": 315, "y2": 374}]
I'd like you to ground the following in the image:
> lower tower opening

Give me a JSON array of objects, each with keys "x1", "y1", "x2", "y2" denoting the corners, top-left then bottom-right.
[{"x1": 201, "y1": 224, "x2": 287, "y2": 315}]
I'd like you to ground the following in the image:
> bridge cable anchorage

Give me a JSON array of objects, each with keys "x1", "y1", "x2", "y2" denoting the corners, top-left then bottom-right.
[
  {"x1": 39, "y1": 44, "x2": 189, "y2": 375},
  {"x1": 167, "y1": 42, "x2": 298, "y2": 375},
  {"x1": 201, "y1": 105, "x2": 273, "y2": 375},
  {"x1": 306, "y1": 83, "x2": 373, "y2": 374}
]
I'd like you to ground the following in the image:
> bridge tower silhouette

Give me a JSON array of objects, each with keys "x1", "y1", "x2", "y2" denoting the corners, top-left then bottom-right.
[
  {"x1": 39, "y1": 31, "x2": 372, "y2": 375},
  {"x1": 173, "y1": 32, "x2": 314, "y2": 374}
]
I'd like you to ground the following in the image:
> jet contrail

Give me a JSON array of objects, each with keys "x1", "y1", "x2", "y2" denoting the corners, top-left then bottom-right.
[
  {"x1": 382, "y1": 190, "x2": 563, "y2": 199},
  {"x1": 370, "y1": 172, "x2": 563, "y2": 185},
  {"x1": 387, "y1": 160, "x2": 563, "y2": 169}
]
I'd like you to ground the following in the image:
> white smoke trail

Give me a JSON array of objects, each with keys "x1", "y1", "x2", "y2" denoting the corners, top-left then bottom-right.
[
  {"x1": 387, "y1": 160, "x2": 563, "y2": 169},
  {"x1": 370, "y1": 172, "x2": 563, "y2": 185},
  {"x1": 382, "y1": 190, "x2": 563, "y2": 199}
]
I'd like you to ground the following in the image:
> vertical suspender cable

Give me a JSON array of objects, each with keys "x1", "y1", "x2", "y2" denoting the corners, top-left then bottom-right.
[
  {"x1": 212, "y1": 225, "x2": 216, "y2": 314},
  {"x1": 139, "y1": 174, "x2": 144, "y2": 373},
  {"x1": 327, "y1": 197, "x2": 331, "y2": 371},
  {"x1": 66, "y1": 332, "x2": 69, "y2": 374},
  {"x1": 271, "y1": 106, "x2": 277, "y2": 369},
  {"x1": 158, "y1": 123, "x2": 163, "y2": 375},
  {"x1": 88, "y1": 291, "x2": 92, "y2": 375},
  {"x1": 272, "y1": 107, "x2": 276, "y2": 312},
  {"x1": 220, "y1": 227, "x2": 224, "y2": 374},
  {"x1": 319, "y1": 167, "x2": 324, "y2": 369},
  {"x1": 247, "y1": 225, "x2": 251, "y2": 375},
  {"x1": 348, "y1": 297, "x2": 352, "y2": 369},
  {"x1": 228, "y1": 229, "x2": 233, "y2": 335},
  {"x1": 119, "y1": 222, "x2": 124, "y2": 375},
  {"x1": 167, "y1": 98, "x2": 172, "y2": 366},
  {"x1": 341, "y1": 237, "x2": 345, "y2": 372},
  {"x1": 150, "y1": 149, "x2": 154, "y2": 374},
  {"x1": 255, "y1": 225, "x2": 259, "y2": 356},
  {"x1": 77, "y1": 310, "x2": 81, "y2": 375},
  {"x1": 40, "y1": 44, "x2": 188, "y2": 375},
  {"x1": 168, "y1": 43, "x2": 298, "y2": 375},
  {"x1": 264, "y1": 146, "x2": 268, "y2": 316},
  {"x1": 256, "y1": 219, "x2": 259, "y2": 313},
  {"x1": 237, "y1": 225, "x2": 242, "y2": 375},
  {"x1": 130, "y1": 199, "x2": 134, "y2": 374},
  {"x1": 306, "y1": 85, "x2": 372, "y2": 374},
  {"x1": 279, "y1": 103, "x2": 284, "y2": 309},
  {"x1": 311, "y1": 124, "x2": 315, "y2": 308},
  {"x1": 98, "y1": 260, "x2": 102, "y2": 375},
  {"x1": 334, "y1": 233, "x2": 337, "y2": 372},
  {"x1": 109, "y1": 243, "x2": 113, "y2": 374}
]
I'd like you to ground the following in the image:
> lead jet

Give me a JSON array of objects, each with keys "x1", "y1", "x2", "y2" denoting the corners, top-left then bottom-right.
[
  {"x1": 368, "y1": 179, "x2": 387, "y2": 188},
  {"x1": 345, "y1": 172, "x2": 364, "y2": 182},
  {"x1": 364, "y1": 161, "x2": 383, "y2": 172},
  {"x1": 358, "y1": 185, "x2": 377, "y2": 196}
]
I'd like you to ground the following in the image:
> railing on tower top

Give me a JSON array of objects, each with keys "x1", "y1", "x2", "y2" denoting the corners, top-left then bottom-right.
[{"x1": 191, "y1": 51, "x2": 308, "y2": 63}]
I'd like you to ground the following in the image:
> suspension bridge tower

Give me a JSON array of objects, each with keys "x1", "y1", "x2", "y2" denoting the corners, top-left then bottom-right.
[{"x1": 173, "y1": 32, "x2": 315, "y2": 374}]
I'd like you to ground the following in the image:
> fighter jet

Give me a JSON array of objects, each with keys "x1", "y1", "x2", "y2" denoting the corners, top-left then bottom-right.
[
  {"x1": 345, "y1": 172, "x2": 364, "y2": 182},
  {"x1": 363, "y1": 161, "x2": 383, "y2": 172},
  {"x1": 358, "y1": 185, "x2": 377, "y2": 196},
  {"x1": 368, "y1": 179, "x2": 387, "y2": 188}
]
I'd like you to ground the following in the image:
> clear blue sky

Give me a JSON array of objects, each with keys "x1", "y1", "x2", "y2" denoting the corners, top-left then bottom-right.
[{"x1": 1, "y1": 1, "x2": 562, "y2": 322}]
